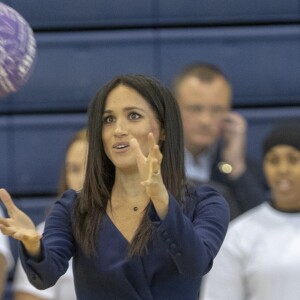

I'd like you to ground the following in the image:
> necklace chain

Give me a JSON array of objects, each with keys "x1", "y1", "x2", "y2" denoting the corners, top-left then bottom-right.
[{"x1": 109, "y1": 198, "x2": 150, "y2": 213}]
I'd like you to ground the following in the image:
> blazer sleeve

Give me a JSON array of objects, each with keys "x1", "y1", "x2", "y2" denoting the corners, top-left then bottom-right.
[
  {"x1": 19, "y1": 190, "x2": 76, "y2": 290},
  {"x1": 149, "y1": 185, "x2": 230, "y2": 277}
]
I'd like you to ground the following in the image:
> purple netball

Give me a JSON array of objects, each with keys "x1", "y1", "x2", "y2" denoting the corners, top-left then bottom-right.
[{"x1": 0, "y1": 3, "x2": 36, "y2": 98}]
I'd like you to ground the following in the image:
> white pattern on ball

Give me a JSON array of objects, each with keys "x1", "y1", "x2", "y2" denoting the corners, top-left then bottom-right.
[{"x1": 0, "y1": 3, "x2": 36, "y2": 98}]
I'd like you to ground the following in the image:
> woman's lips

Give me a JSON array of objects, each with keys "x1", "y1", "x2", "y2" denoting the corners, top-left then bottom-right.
[
  {"x1": 275, "y1": 179, "x2": 293, "y2": 192},
  {"x1": 112, "y1": 142, "x2": 130, "y2": 152}
]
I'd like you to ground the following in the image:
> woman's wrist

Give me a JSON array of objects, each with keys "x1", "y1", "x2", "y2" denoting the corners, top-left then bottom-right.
[
  {"x1": 23, "y1": 239, "x2": 42, "y2": 259},
  {"x1": 149, "y1": 186, "x2": 169, "y2": 220}
]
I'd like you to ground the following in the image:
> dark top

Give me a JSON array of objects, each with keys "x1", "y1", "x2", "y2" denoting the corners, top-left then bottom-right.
[{"x1": 19, "y1": 186, "x2": 229, "y2": 300}]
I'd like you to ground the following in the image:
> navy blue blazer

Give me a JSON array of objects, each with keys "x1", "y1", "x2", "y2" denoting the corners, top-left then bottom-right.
[{"x1": 20, "y1": 186, "x2": 229, "y2": 300}]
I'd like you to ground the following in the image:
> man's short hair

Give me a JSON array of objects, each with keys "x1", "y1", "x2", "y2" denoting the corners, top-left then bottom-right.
[{"x1": 173, "y1": 62, "x2": 231, "y2": 94}]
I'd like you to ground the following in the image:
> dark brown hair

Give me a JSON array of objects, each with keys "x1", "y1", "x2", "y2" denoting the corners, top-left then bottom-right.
[{"x1": 73, "y1": 74, "x2": 186, "y2": 256}]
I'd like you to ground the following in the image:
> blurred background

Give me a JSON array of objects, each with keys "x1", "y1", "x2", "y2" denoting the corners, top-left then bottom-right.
[{"x1": 0, "y1": 1, "x2": 299, "y2": 298}]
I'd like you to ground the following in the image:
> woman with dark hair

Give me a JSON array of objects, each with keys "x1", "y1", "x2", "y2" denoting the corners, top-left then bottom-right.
[
  {"x1": 0, "y1": 74, "x2": 229, "y2": 300},
  {"x1": 200, "y1": 123, "x2": 300, "y2": 300}
]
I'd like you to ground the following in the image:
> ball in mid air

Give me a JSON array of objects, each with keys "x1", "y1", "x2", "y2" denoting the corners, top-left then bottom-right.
[{"x1": 0, "y1": 2, "x2": 36, "y2": 98}]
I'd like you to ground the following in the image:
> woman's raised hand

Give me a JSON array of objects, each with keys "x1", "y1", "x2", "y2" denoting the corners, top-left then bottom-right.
[
  {"x1": 130, "y1": 133, "x2": 169, "y2": 218},
  {"x1": 130, "y1": 133, "x2": 163, "y2": 185},
  {"x1": 0, "y1": 189, "x2": 41, "y2": 257}
]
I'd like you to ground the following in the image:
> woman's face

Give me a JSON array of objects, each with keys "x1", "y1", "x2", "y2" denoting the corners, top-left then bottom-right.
[
  {"x1": 264, "y1": 145, "x2": 300, "y2": 210},
  {"x1": 102, "y1": 85, "x2": 162, "y2": 172},
  {"x1": 65, "y1": 139, "x2": 88, "y2": 191}
]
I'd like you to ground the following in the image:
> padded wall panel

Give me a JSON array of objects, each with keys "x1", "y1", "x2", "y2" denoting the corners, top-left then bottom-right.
[
  {"x1": 0, "y1": 117, "x2": 9, "y2": 188},
  {"x1": 17, "y1": 197, "x2": 56, "y2": 225},
  {"x1": 0, "y1": 197, "x2": 56, "y2": 228},
  {"x1": 0, "y1": 30, "x2": 157, "y2": 113},
  {"x1": 7, "y1": 114, "x2": 87, "y2": 194},
  {"x1": 2, "y1": 0, "x2": 299, "y2": 28},
  {"x1": 238, "y1": 107, "x2": 300, "y2": 163},
  {"x1": 159, "y1": 26, "x2": 300, "y2": 107},
  {"x1": 3, "y1": 0, "x2": 155, "y2": 29},
  {"x1": 157, "y1": 0, "x2": 300, "y2": 24}
]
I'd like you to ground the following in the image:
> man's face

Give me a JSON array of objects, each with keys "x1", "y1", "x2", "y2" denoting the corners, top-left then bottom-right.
[{"x1": 177, "y1": 76, "x2": 231, "y2": 156}]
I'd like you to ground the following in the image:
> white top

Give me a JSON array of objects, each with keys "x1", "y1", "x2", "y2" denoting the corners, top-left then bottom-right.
[
  {"x1": 200, "y1": 202, "x2": 300, "y2": 300},
  {"x1": 13, "y1": 222, "x2": 76, "y2": 300},
  {"x1": 0, "y1": 206, "x2": 14, "y2": 271}
]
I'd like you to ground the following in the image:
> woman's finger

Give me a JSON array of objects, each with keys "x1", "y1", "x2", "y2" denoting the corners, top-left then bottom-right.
[
  {"x1": 153, "y1": 145, "x2": 162, "y2": 162},
  {"x1": 0, "y1": 225, "x2": 17, "y2": 237},
  {"x1": 129, "y1": 138, "x2": 145, "y2": 165},
  {"x1": 0, "y1": 217, "x2": 10, "y2": 227},
  {"x1": 0, "y1": 188, "x2": 17, "y2": 217},
  {"x1": 152, "y1": 145, "x2": 162, "y2": 173},
  {"x1": 148, "y1": 132, "x2": 156, "y2": 157}
]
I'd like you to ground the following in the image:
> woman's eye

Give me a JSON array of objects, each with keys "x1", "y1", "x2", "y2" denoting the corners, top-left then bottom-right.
[
  {"x1": 288, "y1": 155, "x2": 300, "y2": 164},
  {"x1": 267, "y1": 156, "x2": 279, "y2": 165},
  {"x1": 103, "y1": 115, "x2": 114, "y2": 124},
  {"x1": 129, "y1": 112, "x2": 141, "y2": 120}
]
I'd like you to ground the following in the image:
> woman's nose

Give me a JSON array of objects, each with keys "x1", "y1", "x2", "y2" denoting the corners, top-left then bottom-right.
[
  {"x1": 277, "y1": 160, "x2": 289, "y2": 173},
  {"x1": 114, "y1": 120, "x2": 128, "y2": 137}
]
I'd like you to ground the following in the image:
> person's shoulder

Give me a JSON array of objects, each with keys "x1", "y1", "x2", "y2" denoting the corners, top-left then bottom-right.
[
  {"x1": 229, "y1": 202, "x2": 269, "y2": 231},
  {"x1": 58, "y1": 189, "x2": 78, "y2": 203},
  {"x1": 184, "y1": 183, "x2": 229, "y2": 217},
  {"x1": 223, "y1": 202, "x2": 270, "y2": 251},
  {"x1": 192, "y1": 183, "x2": 228, "y2": 203},
  {"x1": 54, "y1": 189, "x2": 78, "y2": 211},
  {"x1": 44, "y1": 190, "x2": 78, "y2": 227}
]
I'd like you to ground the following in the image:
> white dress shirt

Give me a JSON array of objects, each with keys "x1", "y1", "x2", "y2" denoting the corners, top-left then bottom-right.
[{"x1": 184, "y1": 148, "x2": 213, "y2": 182}]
